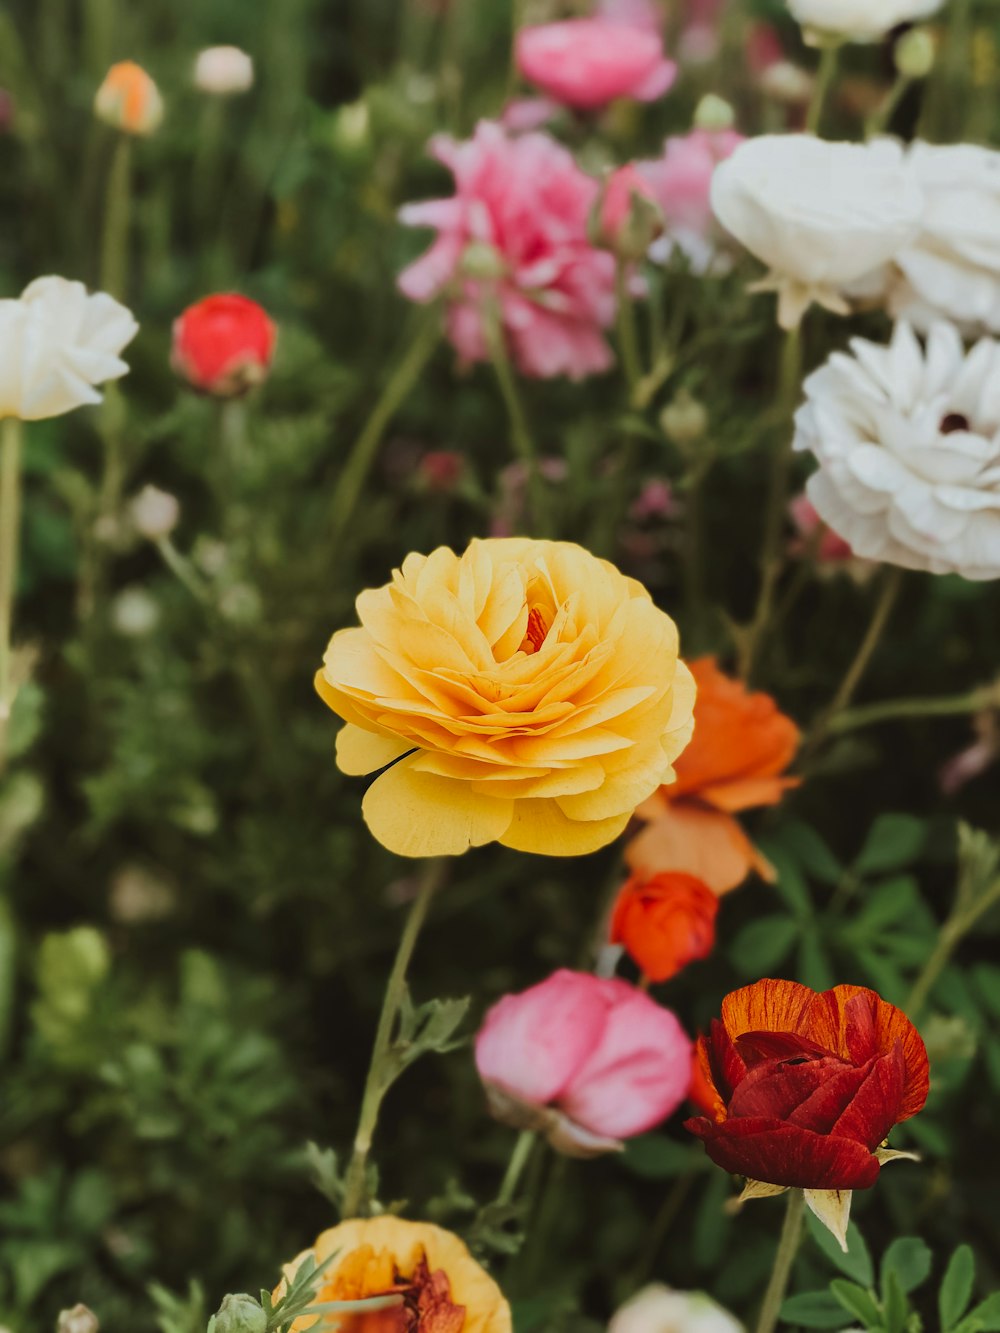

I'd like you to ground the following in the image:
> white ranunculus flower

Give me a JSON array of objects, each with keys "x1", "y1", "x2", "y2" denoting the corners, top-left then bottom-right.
[
  {"x1": 609, "y1": 1286, "x2": 744, "y2": 1333},
  {"x1": 793, "y1": 321, "x2": 1000, "y2": 580},
  {"x1": 193, "y1": 46, "x2": 255, "y2": 95},
  {"x1": 0, "y1": 277, "x2": 138, "y2": 421},
  {"x1": 787, "y1": 0, "x2": 943, "y2": 43},
  {"x1": 889, "y1": 142, "x2": 1000, "y2": 336},
  {"x1": 710, "y1": 135, "x2": 924, "y2": 329}
]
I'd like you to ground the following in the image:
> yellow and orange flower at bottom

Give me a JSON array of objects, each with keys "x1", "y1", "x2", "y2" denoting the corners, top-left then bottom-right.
[{"x1": 278, "y1": 1217, "x2": 511, "y2": 1333}]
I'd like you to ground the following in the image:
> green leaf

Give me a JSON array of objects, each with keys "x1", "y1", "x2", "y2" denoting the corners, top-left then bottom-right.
[
  {"x1": 728, "y1": 915, "x2": 799, "y2": 976},
  {"x1": 830, "y1": 1279, "x2": 882, "y2": 1327},
  {"x1": 798, "y1": 931, "x2": 836, "y2": 993},
  {"x1": 807, "y1": 1210, "x2": 874, "y2": 1286},
  {"x1": 780, "y1": 1291, "x2": 853, "y2": 1328},
  {"x1": 884, "y1": 1271, "x2": 911, "y2": 1333},
  {"x1": 954, "y1": 1293, "x2": 1000, "y2": 1333},
  {"x1": 940, "y1": 1245, "x2": 976, "y2": 1330},
  {"x1": 776, "y1": 821, "x2": 844, "y2": 886},
  {"x1": 881, "y1": 1238, "x2": 933, "y2": 1297},
  {"x1": 620, "y1": 1134, "x2": 701, "y2": 1179},
  {"x1": 855, "y1": 815, "x2": 927, "y2": 876},
  {"x1": 756, "y1": 842, "x2": 813, "y2": 916}
]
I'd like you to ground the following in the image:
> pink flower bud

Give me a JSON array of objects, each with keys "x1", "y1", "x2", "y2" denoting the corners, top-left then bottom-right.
[
  {"x1": 171, "y1": 294, "x2": 276, "y2": 397},
  {"x1": 475, "y1": 969, "x2": 691, "y2": 1155},
  {"x1": 515, "y1": 19, "x2": 677, "y2": 111},
  {"x1": 420, "y1": 450, "x2": 464, "y2": 492},
  {"x1": 596, "y1": 165, "x2": 663, "y2": 259}
]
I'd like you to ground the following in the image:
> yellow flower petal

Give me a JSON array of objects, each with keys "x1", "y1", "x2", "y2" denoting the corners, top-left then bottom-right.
[
  {"x1": 335, "y1": 724, "x2": 412, "y2": 776},
  {"x1": 362, "y1": 757, "x2": 514, "y2": 857},
  {"x1": 499, "y1": 798, "x2": 631, "y2": 856}
]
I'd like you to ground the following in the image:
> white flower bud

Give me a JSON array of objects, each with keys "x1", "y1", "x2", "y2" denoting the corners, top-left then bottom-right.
[
  {"x1": 193, "y1": 46, "x2": 254, "y2": 95},
  {"x1": 57, "y1": 1304, "x2": 99, "y2": 1333},
  {"x1": 131, "y1": 485, "x2": 180, "y2": 540},
  {"x1": 894, "y1": 27, "x2": 936, "y2": 79},
  {"x1": 693, "y1": 93, "x2": 735, "y2": 132},
  {"x1": 111, "y1": 586, "x2": 160, "y2": 637},
  {"x1": 660, "y1": 390, "x2": 708, "y2": 447}
]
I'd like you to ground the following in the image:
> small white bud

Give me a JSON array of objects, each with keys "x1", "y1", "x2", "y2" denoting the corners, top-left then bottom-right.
[
  {"x1": 111, "y1": 586, "x2": 160, "y2": 637},
  {"x1": 193, "y1": 46, "x2": 254, "y2": 95},
  {"x1": 57, "y1": 1305, "x2": 99, "y2": 1333},
  {"x1": 131, "y1": 485, "x2": 180, "y2": 540},
  {"x1": 694, "y1": 92, "x2": 735, "y2": 132},
  {"x1": 894, "y1": 27, "x2": 936, "y2": 80}
]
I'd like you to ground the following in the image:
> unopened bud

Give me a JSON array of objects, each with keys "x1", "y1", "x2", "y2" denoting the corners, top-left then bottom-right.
[
  {"x1": 94, "y1": 62, "x2": 164, "y2": 135},
  {"x1": 57, "y1": 1307, "x2": 99, "y2": 1333},
  {"x1": 460, "y1": 241, "x2": 507, "y2": 280},
  {"x1": 332, "y1": 99, "x2": 371, "y2": 153},
  {"x1": 759, "y1": 60, "x2": 814, "y2": 105},
  {"x1": 593, "y1": 165, "x2": 663, "y2": 262},
  {"x1": 193, "y1": 46, "x2": 254, "y2": 95},
  {"x1": 111, "y1": 586, "x2": 160, "y2": 637},
  {"x1": 131, "y1": 485, "x2": 180, "y2": 540},
  {"x1": 659, "y1": 389, "x2": 708, "y2": 447},
  {"x1": 693, "y1": 92, "x2": 735, "y2": 132},
  {"x1": 213, "y1": 1294, "x2": 267, "y2": 1333},
  {"x1": 894, "y1": 27, "x2": 936, "y2": 80}
]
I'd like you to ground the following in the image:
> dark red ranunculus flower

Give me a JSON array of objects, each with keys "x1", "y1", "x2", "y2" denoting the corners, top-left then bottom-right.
[{"x1": 685, "y1": 978, "x2": 929, "y2": 1191}]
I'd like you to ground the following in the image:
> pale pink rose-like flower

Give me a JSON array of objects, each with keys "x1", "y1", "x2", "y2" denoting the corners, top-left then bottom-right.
[
  {"x1": 637, "y1": 129, "x2": 744, "y2": 272},
  {"x1": 475, "y1": 968, "x2": 692, "y2": 1156},
  {"x1": 515, "y1": 19, "x2": 677, "y2": 111},
  {"x1": 398, "y1": 121, "x2": 617, "y2": 380}
]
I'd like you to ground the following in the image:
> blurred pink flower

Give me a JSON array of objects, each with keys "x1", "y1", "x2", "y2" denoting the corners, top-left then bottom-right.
[
  {"x1": 398, "y1": 121, "x2": 616, "y2": 379},
  {"x1": 939, "y1": 713, "x2": 1000, "y2": 796},
  {"x1": 746, "y1": 21, "x2": 786, "y2": 74},
  {"x1": 500, "y1": 96, "x2": 560, "y2": 133},
  {"x1": 475, "y1": 968, "x2": 692, "y2": 1155},
  {"x1": 596, "y1": 0, "x2": 665, "y2": 32},
  {"x1": 636, "y1": 128, "x2": 744, "y2": 271},
  {"x1": 515, "y1": 19, "x2": 677, "y2": 110},
  {"x1": 788, "y1": 493, "x2": 854, "y2": 562},
  {"x1": 596, "y1": 164, "x2": 663, "y2": 257},
  {"x1": 419, "y1": 450, "x2": 464, "y2": 492},
  {"x1": 630, "y1": 477, "x2": 677, "y2": 521}
]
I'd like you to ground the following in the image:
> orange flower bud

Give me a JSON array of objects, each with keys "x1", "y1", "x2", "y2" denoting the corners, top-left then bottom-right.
[
  {"x1": 94, "y1": 62, "x2": 164, "y2": 135},
  {"x1": 610, "y1": 870, "x2": 718, "y2": 982}
]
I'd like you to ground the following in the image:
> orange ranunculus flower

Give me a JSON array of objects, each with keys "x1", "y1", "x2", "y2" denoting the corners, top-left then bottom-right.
[
  {"x1": 94, "y1": 61, "x2": 164, "y2": 135},
  {"x1": 279, "y1": 1216, "x2": 512, "y2": 1333},
  {"x1": 610, "y1": 870, "x2": 718, "y2": 982},
  {"x1": 316, "y1": 538, "x2": 695, "y2": 858},
  {"x1": 626, "y1": 656, "x2": 800, "y2": 893}
]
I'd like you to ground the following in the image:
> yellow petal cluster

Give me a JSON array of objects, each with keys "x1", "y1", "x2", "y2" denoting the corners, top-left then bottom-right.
[
  {"x1": 316, "y1": 538, "x2": 695, "y2": 857},
  {"x1": 279, "y1": 1216, "x2": 512, "y2": 1333}
]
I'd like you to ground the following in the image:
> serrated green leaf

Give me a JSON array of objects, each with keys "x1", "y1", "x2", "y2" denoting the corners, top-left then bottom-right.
[
  {"x1": 940, "y1": 1245, "x2": 975, "y2": 1330},
  {"x1": 781, "y1": 1290, "x2": 853, "y2": 1328},
  {"x1": 881, "y1": 1238, "x2": 932, "y2": 1297},
  {"x1": 728, "y1": 915, "x2": 799, "y2": 976},
  {"x1": 807, "y1": 1210, "x2": 874, "y2": 1286},
  {"x1": 855, "y1": 815, "x2": 927, "y2": 876},
  {"x1": 830, "y1": 1278, "x2": 882, "y2": 1327}
]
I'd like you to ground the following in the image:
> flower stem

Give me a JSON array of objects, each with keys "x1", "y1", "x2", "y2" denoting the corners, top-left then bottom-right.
[
  {"x1": 328, "y1": 306, "x2": 440, "y2": 557},
  {"x1": 740, "y1": 325, "x2": 802, "y2": 682},
  {"x1": 496, "y1": 1129, "x2": 537, "y2": 1207},
  {"x1": 907, "y1": 877, "x2": 1000, "y2": 1017},
  {"x1": 866, "y1": 74, "x2": 913, "y2": 138},
  {"x1": 341, "y1": 858, "x2": 446, "y2": 1219},
  {"x1": 0, "y1": 417, "x2": 24, "y2": 772},
  {"x1": 830, "y1": 684, "x2": 1000, "y2": 736},
  {"x1": 755, "y1": 1188, "x2": 806, "y2": 1333},
  {"x1": 806, "y1": 43, "x2": 841, "y2": 136},
  {"x1": 802, "y1": 566, "x2": 904, "y2": 760},
  {"x1": 100, "y1": 133, "x2": 132, "y2": 300},
  {"x1": 484, "y1": 302, "x2": 553, "y2": 537},
  {"x1": 616, "y1": 262, "x2": 642, "y2": 406}
]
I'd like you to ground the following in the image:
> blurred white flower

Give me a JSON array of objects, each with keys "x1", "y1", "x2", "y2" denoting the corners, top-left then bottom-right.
[
  {"x1": 710, "y1": 135, "x2": 923, "y2": 328},
  {"x1": 131, "y1": 485, "x2": 180, "y2": 540},
  {"x1": 111, "y1": 586, "x2": 160, "y2": 637},
  {"x1": 787, "y1": 0, "x2": 942, "y2": 42},
  {"x1": 0, "y1": 277, "x2": 137, "y2": 420},
  {"x1": 108, "y1": 864, "x2": 176, "y2": 924},
  {"x1": 57, "y1": 1307, "x2": 99, "y2": 1333},
  {"x1": 794, "y1": 321, "x2": 1000, "y2": 579},
  {"x1": 193, "y1": 45, "x2": 254, "y2": 95},
  {"x1": 609, "y1": 1286, "x2": 744, "y2": 1333},
  {"x1": 890, "y1": 142, "x2": 1000, "y2": 336}
]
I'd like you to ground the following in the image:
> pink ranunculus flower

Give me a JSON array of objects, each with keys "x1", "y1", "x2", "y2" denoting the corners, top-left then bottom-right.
[
  {"x1": 637, "y1": 128, "x2": 744, "y2": 272},
  {"x1": 398, "y1": 121, "x2": 617, "y2": 380},
  {"x1": 596, "y1": 0, "x2": 665, "y2": 32},
  {"x1": 515, "y1": 18, "x2": 677, "y2": 111},
  {"x1": 596, "y1": 164, "x2": 664, "y2": 260},
  {"x1": 475, "y1": 969, "x2": 692, "y2": 1156}
]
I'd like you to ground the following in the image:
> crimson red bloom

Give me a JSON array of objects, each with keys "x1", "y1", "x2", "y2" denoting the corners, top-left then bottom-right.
[
  {"x1": 171, "y1": 293, "x2": 276, "y2": 397},
  {"x1": 610, "y1": 871, "x2": 718, "y2": 982},
  {"x1": 685, "y1": 978, "x2": 929, "y2": 1191}
]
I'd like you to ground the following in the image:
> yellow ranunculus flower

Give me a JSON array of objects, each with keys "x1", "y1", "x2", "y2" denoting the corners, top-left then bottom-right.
[
  {"x1": 279, "y1": 1215, "x2": 512, "y2": 1332},
  {"x1": 316, "y1": 538, "x2": 695, "y2": 858}
]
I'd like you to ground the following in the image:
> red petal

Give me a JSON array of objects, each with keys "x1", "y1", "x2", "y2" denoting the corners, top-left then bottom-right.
[
  {"x1": 706, "y1": 1018, "x2": 747, "y2": 1104},
  {"x1": 721, "y1": 979, "x2": 814, "y2": 1043},
  {"x1": 685, "y1": 1116, "x2": 882, "y2": 1190},
  {"x1": 729, "y1": 1056, "x2": 849, "y2": 1122},
  {"x1": 786, "y1": 1059, "x2": 875, "y2": 1135},
  {"x1": 735, "y1": 1030, "x2": 835, "y2": 1067},
  {"x1": 831, "y1": 1045, "x2": 907, "y2": 1150}
]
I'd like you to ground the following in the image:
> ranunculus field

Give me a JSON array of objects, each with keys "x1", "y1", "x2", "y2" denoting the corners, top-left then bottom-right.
[{"x1": 2, "y1": 1, "x2": 1000, "y2": 1331}]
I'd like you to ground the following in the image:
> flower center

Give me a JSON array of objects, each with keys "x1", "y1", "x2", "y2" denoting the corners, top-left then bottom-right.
[
  {"x1": 521, "y1": 606, "x2": 549, "y2": 654},
  {"x1": 940, "y1": 411, "x2": 971, "y2": 434},
  {"x1": 326, "y1": 1248, "x2": 466, "y2": 1333}
]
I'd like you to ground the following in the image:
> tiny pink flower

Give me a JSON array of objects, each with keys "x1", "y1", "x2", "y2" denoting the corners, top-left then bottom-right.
[
  {"x1": 475, "y1": 969, "x2": 692, "y2": 1156},
  {"x1": 398, "y1": 121, "x2": 617, "y2": 380},
  {"x1": 939, "y1": 713, "x2": 1000, "y2": 796},
  {"x1": 515, "y1": 18, "x2": 677, "y2": 111},
  {"x1": 596, "y1": 164, "x2": 663, "y2": 258},
  {"x1": 500, "y1": 96, "x2": 560, "y2": 134},
  {"x1": 638, "y1": 128, "x2": 745, "y2": 243},
  {"x1": 630, "y1": 477, "x2": 677, "y2": 521},
  {"x1": 788, "y1": 493, "x2": 854, "y2": 562}
]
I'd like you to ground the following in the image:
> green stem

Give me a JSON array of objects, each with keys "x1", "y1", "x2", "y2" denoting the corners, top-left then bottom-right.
[
  {"x1": 802, "y1": 567, "x2": 904, "y2": 760},
  {"x1": 831, "y1": 685, "x2": 1000, "y2": 736},
  {"x1": 341, "y1": 858, "x2": 446, "y2": 1219},
  {"x1": 755, "y1": 1188, "x2": 806, "y2": 1333},
  {"x1": 100, "y1": 133, "x2": 132, "y2": 300},
  {"x1": 0, "y1": 418, "x2": 24, "y2": 771},
  {"x1": 806, "y1": 43, "x2": 841, "y2": 136},
  {"x1": 616, "y1": 262, "x2": 642, "y2": 406},
  {"x1": 328, "y1": 307, "x2": 440, "y2": 555},
  {"x1": 484, "y1": 301, "x2": 552, "y2": 537},
  {"x1": 740, "y1": 325, "x2": 802, "y2": 682},
  {"x1": 865, "y1": 74, "x2": 913, "y2": 138},
  {"x1": 154, "y1": 536, "x2": 211, "y2": 603},
  {"x1": 682, "y1": 459, "x2": 710, "y2": 636},
  {"x1": 496, "y1": 1129, "x2": 537, "y2": 1207},
  {"x1": 907, "y1": 877, "x2": 1000, "y2": 1017}
]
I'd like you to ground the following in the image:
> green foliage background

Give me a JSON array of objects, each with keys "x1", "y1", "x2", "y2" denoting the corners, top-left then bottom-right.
[{"x1": 0, "y1": 0, "x2": 999, "y2": 1329}]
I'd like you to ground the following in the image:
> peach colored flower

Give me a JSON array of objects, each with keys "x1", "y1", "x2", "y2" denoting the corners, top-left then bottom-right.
[
  {"x1": 94, "y1": 61, "x2": 163, "y2": 135},
  {"x1": 627, "y1": 657, "x2": 799, "y2": 892},
  {"x1": 316, "y1": 538, "x2": 695, "y2": 858}
]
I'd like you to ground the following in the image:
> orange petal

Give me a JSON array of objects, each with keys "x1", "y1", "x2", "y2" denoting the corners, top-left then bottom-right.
[
  {"x1": 720, "y1": 979, "x2": 815, "y2": 1043},
  {"x1": 625, "y1": 803, "x2": 763, "y2": 895}
]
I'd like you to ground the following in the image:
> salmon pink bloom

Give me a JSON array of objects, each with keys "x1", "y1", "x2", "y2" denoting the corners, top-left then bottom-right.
[
  {"x1": 515, "y1": 19, "x2": 677, "y2": 111},
  {"x1": 686, "y1": 979, "x2": 929, "y2": 1236},
  {"x1": 637, "y1": 129, "x2": 744, "y2": 272},
  {"x1": 398, "y1": 122, "x2": 617, "y2": 380},
  {"x1": 611, "y1": 870, "x2": 718, "y2": 983},
  {"x1": 171, "y1": 294, "x2": 276, "y2": 397},
  {"x1": 628, "y1": 657, "x2": 800, "y2": 894},
  {"x1": 475, "y1": 969, "x2": 692, "y2": 1155}
]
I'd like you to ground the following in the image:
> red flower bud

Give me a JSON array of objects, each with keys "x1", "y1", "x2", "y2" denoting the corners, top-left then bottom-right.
[
  {"x1": 171, "y1": 294, "x2": 276, "y2": 397},
  {"x1": 686, "y1": 978, "x2": 929, "y2": 1191},
  {"x1": 610, "y1": 870, "x2": 718, "y2": 982}
]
